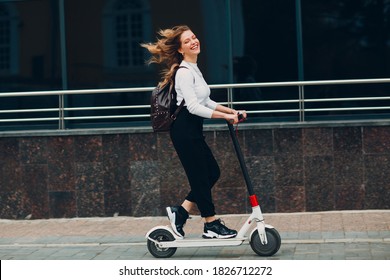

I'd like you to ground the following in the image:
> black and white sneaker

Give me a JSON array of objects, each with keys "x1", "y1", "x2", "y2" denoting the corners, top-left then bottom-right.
[
  {"x1": 166, "y1": 206, "x2": 189, "y2": 238},
  {"x1": 202, "y1": 219, "x2": 237, "y2": 239}
]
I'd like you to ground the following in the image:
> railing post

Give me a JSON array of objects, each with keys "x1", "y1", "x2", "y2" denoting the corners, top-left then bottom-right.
[
  {"x1": 298, "y1": 85, "x2": 305, "y2": 122},
  {"x1": 59, "y1": 94, "x2": 65, "y2": 129},
  {"x1": 227, "y1": 87, "x2": 234, "y2": 109}
]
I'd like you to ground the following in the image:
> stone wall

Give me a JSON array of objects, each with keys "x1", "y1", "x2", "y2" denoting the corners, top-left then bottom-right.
[{"x1": 1, "y1": 124, "x2": 389, "y2": 219}]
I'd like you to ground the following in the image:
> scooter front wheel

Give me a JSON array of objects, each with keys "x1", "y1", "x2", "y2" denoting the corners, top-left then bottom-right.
[
  {"x1": 147, "y1": 228, "x2": 177, "y2": 258},
  {"x1": 250, "y1": 227, "x2": 281, "y2": 257}
]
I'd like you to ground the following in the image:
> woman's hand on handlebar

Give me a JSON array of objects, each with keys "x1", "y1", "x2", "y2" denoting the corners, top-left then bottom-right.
[
  {"x1": 225, "y1": 113, "x2": 239, "y2": 124},
  {"x1": 235, "y1": 110, "x2": 247, "y2": 121},
  {"x1": 212, "y1": 105, "x2": 247, "y2": 124},
  {"x1": 226, "y1": 110, "x2": 247, "y2": 124},
  {"x1": 232, "y1": 110, "x2": 247, "y2": 123}
]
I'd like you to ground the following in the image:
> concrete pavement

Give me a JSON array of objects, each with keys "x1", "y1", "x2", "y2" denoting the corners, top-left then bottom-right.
[{"x1": 0, "y1": 210, "x2": 389, "y2": 260}]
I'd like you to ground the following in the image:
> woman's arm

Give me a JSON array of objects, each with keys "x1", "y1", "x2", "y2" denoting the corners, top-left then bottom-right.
[{"x1": 211, "y1": 104, "x2": 247, "y2": 124}]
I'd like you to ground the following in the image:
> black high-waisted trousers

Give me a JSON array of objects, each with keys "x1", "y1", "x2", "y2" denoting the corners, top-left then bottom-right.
[{"x1": 170, "y1": 108, "x2": 220, "y2": 218}]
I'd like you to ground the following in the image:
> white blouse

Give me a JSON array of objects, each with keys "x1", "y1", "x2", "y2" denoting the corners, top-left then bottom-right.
[{"x1": 175, "y1": 60, "x2": 218, "y2": 119}]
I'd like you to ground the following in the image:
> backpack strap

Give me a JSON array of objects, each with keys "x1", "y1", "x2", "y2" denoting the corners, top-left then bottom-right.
[
  {"x1": 170, "y1": 66, "x2": 188, "y2": 120},
  {"x1": 171, "y1": 100, "x2": 185, "y2": 120}
]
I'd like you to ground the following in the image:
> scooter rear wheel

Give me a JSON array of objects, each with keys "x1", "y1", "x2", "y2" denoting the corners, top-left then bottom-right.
[
  {"x1": 147, "y1": 228, "x2": 177, "y2": 258},
  {"x1": 250, "y1": 227, "x2": 281, "y2": 257}
]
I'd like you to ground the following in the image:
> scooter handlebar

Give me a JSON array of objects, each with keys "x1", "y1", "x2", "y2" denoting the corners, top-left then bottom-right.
[
  {"x1": 238, "y1": 112, "x2": 246, "y2": 122},
  {"x1": 228, "y1": 112, "x2": 246, "y2": 124}
]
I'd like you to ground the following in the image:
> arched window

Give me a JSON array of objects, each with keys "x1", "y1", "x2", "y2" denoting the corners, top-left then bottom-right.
[
  {"x1": 0, "y1": 3, "x2": 18, "y2": 76},
  {"x1": 103, "y1": 0, "x2": 151, "y2": 69}
]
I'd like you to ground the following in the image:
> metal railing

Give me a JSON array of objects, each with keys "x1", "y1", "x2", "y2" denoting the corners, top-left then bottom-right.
[{"x1": 1, "y1": 78, "x2": 390, "y2": 131}]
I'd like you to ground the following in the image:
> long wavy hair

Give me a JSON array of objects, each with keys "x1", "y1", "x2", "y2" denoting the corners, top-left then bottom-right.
[{"x1": 141, "y1": 25, "x2": 190, "y2": 87}]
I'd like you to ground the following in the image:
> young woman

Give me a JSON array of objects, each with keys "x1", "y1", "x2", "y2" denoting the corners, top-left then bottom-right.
[{"x1": 142, "y1": 25, "x2": 246, "y2": 239}]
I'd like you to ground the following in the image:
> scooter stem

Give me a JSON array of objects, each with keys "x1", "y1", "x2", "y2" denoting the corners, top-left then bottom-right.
[{"x1": 227, "y1": 122, "x2": 255, "y2": 196}]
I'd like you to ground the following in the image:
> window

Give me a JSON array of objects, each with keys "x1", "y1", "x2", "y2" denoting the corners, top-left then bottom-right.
[{"x1": 103, "y1": 0, "x2": 151, "y2": 69}]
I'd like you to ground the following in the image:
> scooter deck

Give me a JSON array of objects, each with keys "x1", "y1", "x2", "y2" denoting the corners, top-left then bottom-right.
[{"x1": 149, "y1": 236, "x2": 247, "y2": 248}]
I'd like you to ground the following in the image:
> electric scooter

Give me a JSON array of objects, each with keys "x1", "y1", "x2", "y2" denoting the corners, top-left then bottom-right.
[{"x1": 146, "y1": 116, "x2": 281, "y2": 258}]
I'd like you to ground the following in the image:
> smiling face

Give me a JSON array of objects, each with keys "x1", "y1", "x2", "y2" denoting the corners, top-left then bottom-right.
[{"x1": 178, "y1": 29, "x2": 200, "y2": 62}]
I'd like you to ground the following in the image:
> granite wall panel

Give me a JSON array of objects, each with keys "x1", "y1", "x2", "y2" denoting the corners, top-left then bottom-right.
[
  {"x1": 49, "y1": 191, "x2": 76, "y2": 218},
  {"x1": 246, "y1": 142, "x2": 272, "y2": 209},
  {"x1": 47, "y1": 137, "x2": 75, "y2": 192},
  {"x1": 245, "y1": 129, "x2": 274, "y2": 157},
  {"x1": 102, "y1": 134, "x2": 130, "y2": 192},
  {"x1": 104, "y1": 190, "x2": 132, "y2": 217},
  {"x1": 364, "y1": 154, "x2": 390, "y2": 209},
  {"x1": 246, "y1": 156, "x2": 275, "y2": 212},
  {"x1": 1, "y1": 125, "x2": 389, "y2": 219},
  {"x1": 362, "y1": 127, "x2": 390, "y2": 209},
  {"x1": 363, "y1": 126, "x2": 390, "y2": 154},
  {"x1": 304, "y1": 156, "x2": 335, "y2": 211},
  {"x1": 76, "y1": 190, "x2": 105, "y2": 217},
  {"x1": 302, "y1": 127, "x2": 333, "y2": 156},
  {"x1": 334, "y1": 127, "x2": 362, "y2": 153},
  {"x1": 21, "y1": 164, "x2": 49, "y2": 219}
]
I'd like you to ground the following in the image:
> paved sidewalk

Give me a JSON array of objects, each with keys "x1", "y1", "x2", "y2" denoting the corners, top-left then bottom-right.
[{"x1": 0, "y1": 210, "x2": 389, "y2": 260}]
